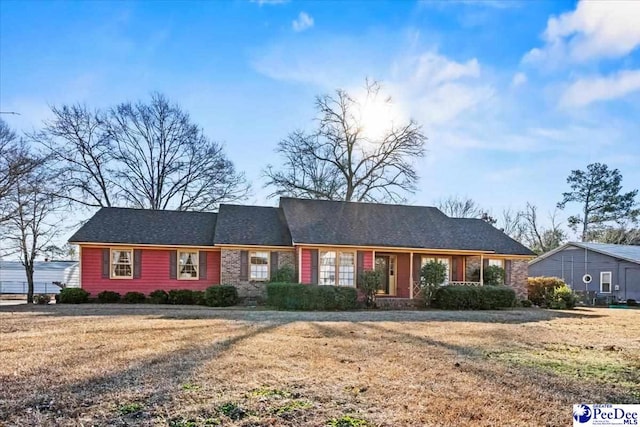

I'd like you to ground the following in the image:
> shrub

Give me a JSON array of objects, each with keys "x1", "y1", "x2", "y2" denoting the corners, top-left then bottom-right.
[
  {"x1": 357, "y1": 269, "x2": 382, "y2": 308},
  {"x1": 520, "y1": 299, "x2": 533, "y2": 307},
  {"x1": 204, "y1": 285, "x2": 238, "y2": 307},
  {"x1": 420, "y1": 260, "x2": 447, "y2": 307},
  {"x1": 168, "y1": 289, "x2": 198, "y2": 305},
  {"x1": 628, "y1": 299, "x2": 638, "y2": 307},
  {"x1": 191, "y1": 290, "x2": 206, "y2": 306},
  {"x1": 433, "y1": 285, "x2": 516, "y2": 310},
  {"x1": 549, "y1": 284, "x2": 577, "y2": 309},
  {"x1": 59, "y1": 288, "x2": 90, "y2": 304},
  {"x1": 270, "y1": 265, "x2": 295, "y2": 283},
  {"x1": 148, "y1": 289, "x2": 169, "y2": 304},
  {"x1": 527, "y1": 276, "x2": 567, "y2": 307},
  {"x1": 97, "y1": 290, "x2": 121, "y2": 303},
  {"x1": 483, "y1": 265, "x2": 505, "y2": 286},
  {"x1": 122, "y1": 291, "x2": 146, "y2": 304},
  {"x1": 33, "y1": 294, "x2": 51, "y2": 305},
  {"x1": 266, "y1": 283, "x2": 357, "y2": 310}
]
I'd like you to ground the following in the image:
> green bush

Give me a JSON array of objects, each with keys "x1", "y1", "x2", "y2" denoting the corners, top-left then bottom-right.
[
  {"x1": 270, "y1": 265, "x2": 295, "y2": 283},
  {"x1": 168, "y1": 289, "x2": 198, "y2": 305},
  {"x1": 122, "y1": 291, "x2": 146, "y2": 304},
  {"x1": 549, "y1": 284, "x2": 577, "y2": 309},
  {"x1": 148, "y1": 289, "x2": 169, "y2": 304},
  {"x1": 628, "y1": 299, "x2": 638, "y2": 307},
  {"x1": 483, "y1": 265, "x2": 505, "y2": 286},
  {"x1": 59, "y1": 288, "x2": 90, "y2": 304},
  {"x1": 192, "y1": 290, "x2": 206, "y2": 306},
  {"x1": 420, "y1": 260, "x2": 447, "y2": 307},
  {"x1": 433, "y1": 285, "x2": 516, "y2": 310},
  {"x1": 33, "y1": 294, "x2": 51, "y2": 305},
  {"x1": 527, "y1": 276, "x2": 567, "y2": 307},
  {"x1": 266, "y1": 283, "x2": 357, "y2": 310},
  {"x1": 97, "y1": 290, "x2": 121, "y2": 303},
  {"x1": 358, "y1": 269, "x2": 382, "y2": 308},
  {"x1": 204, "y1": 285, "x2": 238, "y2": 307},
  {"x1": 520, "y1": 299, "x2": 533, "y2": 307}
]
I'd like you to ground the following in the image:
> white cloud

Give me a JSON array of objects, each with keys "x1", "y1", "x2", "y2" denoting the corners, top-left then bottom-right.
[
  {"x1": 560, "y1": 69, "x2": 640, "y2": 108},
  {"x1": 524, "y1": 0, "x2": 640, "y2": 65},
  {"x1": 511, "y1": 72, "x2": 527, "y2": 87},
  {"x1": 292, "y1": 12, "x2": 314, "y2": 32}
]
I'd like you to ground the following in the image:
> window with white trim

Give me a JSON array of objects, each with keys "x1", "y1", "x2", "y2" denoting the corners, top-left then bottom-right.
[
  {"x1": 250, "y1": 251, "x2": 269, "y2": 281},
  {"x1": 178, "y1": 251, "x2": 199, "y2": 280},
  {"x1": 319, "y1": 250, "x2": 355, "y2": 286},
  {"x1": 488, "y1": 259, "x2": 504, "y2": 268},
  {"x1": 111, "y1": 249, "x2": 133, "y2": 278},
  {"x1": 600, "y1": 271, "x2": 612, "y2": 293}
]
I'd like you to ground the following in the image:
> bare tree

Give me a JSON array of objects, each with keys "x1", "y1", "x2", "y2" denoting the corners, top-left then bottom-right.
[
  {"x1": 0, "y1": 119, "x2": 40, "y2": 223},
  {"x1": 499, "y1": 208, "x2": 525, "y2": 241},
  {"x1": 436, "y1": 195, "x2": 482, "y2": 218},
  {"x1": 586, "y1": 219, "x2": 640, "y2": 245},
  {"x1": 265, "y1": 81, "x2": 426, "y2": 202},
  {"x1": 521, "y1": 203, "x2": 566, "y2": 254},
  {"x1": 33, "y1": 105, "x2": 115, "y2": 208},
  {"x1": 36, "y1": 94, "x2": 248, "y2": 211},
  {"x1": 3, "y1": 164, "x2": 63, "y2": 303}
]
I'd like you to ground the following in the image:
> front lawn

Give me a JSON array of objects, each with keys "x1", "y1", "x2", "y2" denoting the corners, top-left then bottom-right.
[{"x1": 0, "y1": 305, "x2": 638, "y2": 426}]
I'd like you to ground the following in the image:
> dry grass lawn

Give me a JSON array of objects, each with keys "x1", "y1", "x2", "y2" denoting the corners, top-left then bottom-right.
[{"x1": 1, "y1": 305, "x2": 639, "y2": 426}]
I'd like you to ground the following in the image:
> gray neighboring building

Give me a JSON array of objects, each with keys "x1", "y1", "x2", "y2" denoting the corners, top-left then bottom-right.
[
  {"x1": 0, "y1": 261, "x2": 79, "y2": 294},
  {"x1": 529, "y1": 242, "x2": 640, "y2": 301}
]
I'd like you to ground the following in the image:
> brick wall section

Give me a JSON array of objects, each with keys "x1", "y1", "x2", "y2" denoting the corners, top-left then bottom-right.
[
  {"x1": 465, "y1": 256, "x2": 481, "y2": 280},
  {"x1": 221, "y1": 248, "x2": 296, "y2": 300},
  {"x1": 507, "y1": 259, "x2": 528, "y2": 299}
]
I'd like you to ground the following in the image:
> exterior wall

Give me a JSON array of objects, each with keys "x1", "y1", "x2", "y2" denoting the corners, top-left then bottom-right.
[
  {"x1": 80, "y1": 246, "x2": 220, "y2": 295},
  {"x1": 221, "y1": 248, "x2": 296, "y2": 300},
  {"x1": 507, "y1": 260, "x2": 528, "y2": 299},
  {"x1": 529, "y1": 246, "x2": 640, "y2": 301}
]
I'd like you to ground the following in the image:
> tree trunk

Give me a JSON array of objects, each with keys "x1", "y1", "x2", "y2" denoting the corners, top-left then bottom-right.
[{"x1": 26, "y1": 265, "x2": 34, "y2": 304}]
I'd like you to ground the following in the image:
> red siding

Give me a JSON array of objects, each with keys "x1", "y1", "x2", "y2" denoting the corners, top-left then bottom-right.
[
  {"x1": 396, "y1": 253, "x2": 411, "y2": 298},
  {"x1": 301, "y1": 249, "x2": 312, "y2": 283},
  {"x1": 81, "y1": 247, "x2": 220, "y2": 296},
  {"x1": 362, "y1": 251, "x2": 373, "y2": 270}
]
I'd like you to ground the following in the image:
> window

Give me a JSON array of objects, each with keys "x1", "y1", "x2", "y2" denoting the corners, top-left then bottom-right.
[
  {"x1": 319, "y1": 250, "x2": 355, "y2": 286},
  {"x1": 600, "y1": 271, "x2": 612, "y2": 293},
  {"x1": 488, "y1": 259, "x2": 504, "y2": 268},
  {"x1": 250, "y1": 251, "x2": 269, "y2": 281},
  {"x1": 421, "y1": 256, "x2": 450, "y2": 284},
  {"x1": 178, "y1": 251, "x2": 199, "y2": 280},
  {"x1": 111, "y1": 249, "x2": 133, "y2": 278}
]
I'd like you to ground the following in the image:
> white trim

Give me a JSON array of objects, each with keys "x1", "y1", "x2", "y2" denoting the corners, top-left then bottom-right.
[
  {"x1": 600, "y1": 271, "x2": 612, "y2": 293},
  {"x1": 177, "y1": 250, "x2": 200, "y2": 281},
  {"x1": 249, "y1": 250, "x2": 270, "y2": 281},
  {"x1": 110, "y1": 248, "x2": 134, "y2": 279}
]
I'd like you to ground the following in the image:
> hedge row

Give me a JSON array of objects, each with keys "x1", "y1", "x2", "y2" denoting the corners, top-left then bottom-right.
[
  {"x1": 59, "y1": 285, "x2": 238, "y2": 307},
  {"x1": 266, "y1": 283, "x2": 357, "y2": 310},
  {"x1": 432, "y1": 285, "x2": 516, "y2": 310}
]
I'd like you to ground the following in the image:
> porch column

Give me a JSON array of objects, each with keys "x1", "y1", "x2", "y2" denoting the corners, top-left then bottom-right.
[
  {"x1": 480, "y1": 253, "x2": 484, "y2": 285},
  {"x1": 409, "y1": 251, "x2": 414, "y2": 299},
  {"x1": 297, "y1": 246, "x2": 302, "y2": 283}
]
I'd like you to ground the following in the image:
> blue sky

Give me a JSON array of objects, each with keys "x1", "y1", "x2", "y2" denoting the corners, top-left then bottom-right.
[{"x1": 1, "y1": 0, "x2": 640, "y2": 236}]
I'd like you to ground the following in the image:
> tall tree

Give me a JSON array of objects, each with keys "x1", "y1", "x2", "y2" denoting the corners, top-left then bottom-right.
[
  {"x1": 33, "y1": 105, "x2": 115, "y2": 208},
  {"x1": 264, "y1": 81, "x2": 426, "y2": 202},
  {"x1": 557, "y1": 163, "x2": 639, "y2": 241},
  {"x1": 521, "y1": 203, "x2": 567, "y2": 254},
  {"x1": 3, "y1": 163, "x2": 62, "y2": 303},
  {"x1": 0, "y1": 119, "x2": 40, "y2": 223},
  {"x1": 36, "y1": 93, "x2": 249, "y2": 211},
  {"x1": 436, "y1": 195, "x2": 482, "y2": 218}
]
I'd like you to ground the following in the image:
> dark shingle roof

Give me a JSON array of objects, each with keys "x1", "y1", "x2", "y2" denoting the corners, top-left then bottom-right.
[
  {"x1": 68, "y1": 207, "x2": 217, "y2": 246},
  {"x1": 214, "y1": 204, "x2": 292, "y2": 246},
  {"x1": 279, "y1": 198, "x2": 534, "y2": 255}
]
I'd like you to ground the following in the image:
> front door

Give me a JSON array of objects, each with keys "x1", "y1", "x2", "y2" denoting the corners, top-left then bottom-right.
[{"x1": 375, "y1": 255, "x2": 397, "y2": 296}]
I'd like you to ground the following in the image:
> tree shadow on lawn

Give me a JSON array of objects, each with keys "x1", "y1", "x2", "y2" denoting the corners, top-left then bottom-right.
[
  {"x1": 0, "y1": 320, "x2": 289, "y2": 425},
  {"x1": 355, "y1": 323, "x2": 638, "y2": 405},
  {"x1": 0, "y1": 303, "x2": 607, "y2": 324}
]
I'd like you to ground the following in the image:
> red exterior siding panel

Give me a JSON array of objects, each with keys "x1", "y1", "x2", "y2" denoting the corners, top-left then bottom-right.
[
  {"x1": 81, "y1": 247, "x2": 220, "y2": 296},
  {"x1": 301, "y1": 249, "x2": 312, "y2": 283}
]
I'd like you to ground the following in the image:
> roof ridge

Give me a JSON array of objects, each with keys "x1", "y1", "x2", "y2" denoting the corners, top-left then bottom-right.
[{"x1": 279, "y1": 197, "x2": 443, "y2": 211}]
